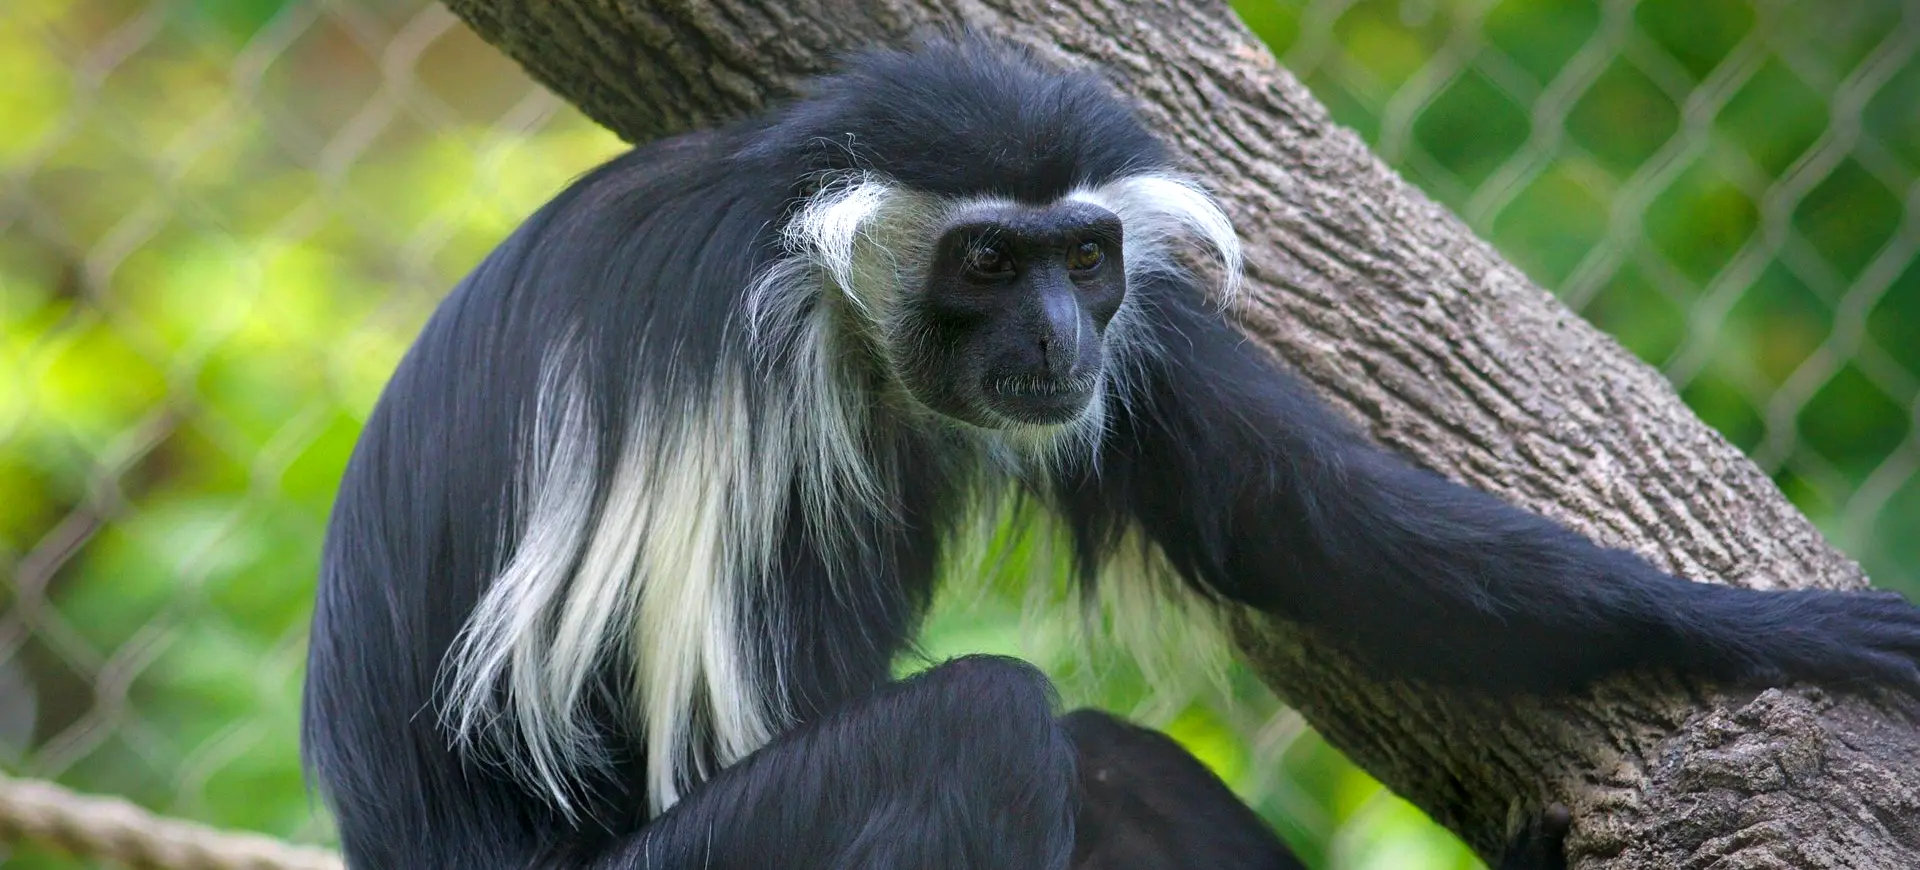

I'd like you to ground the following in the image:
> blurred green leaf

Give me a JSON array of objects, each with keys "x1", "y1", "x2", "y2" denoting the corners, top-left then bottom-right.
[
  {"x1": 1717, "y1": 58, "x2": 1826, "y2": 176},
  {"x1": 1483, "y1": 0, "x2": 1600, "y2": 86},
  {"x1": 1645, "y1": 158, "x2": 1759, "y2": 284},
  {"x1": 1412, "y1": 69, "x2": 1531, "y2": 190},
  {"x1": 1566, "y1": 58, "x2": 1680, "y2": 177},
  {"x1": 1634, "y1": 0, "x2": 1754, "y2": 82},
  {"x1": 1793, "y1": 158, "x2": 1904, "y2": 281},
  {"x1": 1798, "y1": 365, "x2": 1909, "y2": 484}
]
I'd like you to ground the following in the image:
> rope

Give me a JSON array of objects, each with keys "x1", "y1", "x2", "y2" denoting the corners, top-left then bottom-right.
[{"x1": 0, "y1": 772, "x2": 343, "y2": 870}]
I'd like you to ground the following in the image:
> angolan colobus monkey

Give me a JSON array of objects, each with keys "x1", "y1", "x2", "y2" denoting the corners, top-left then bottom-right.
[{"x1": 302, "y1": 37, "x2": 1920, "y2": 870}]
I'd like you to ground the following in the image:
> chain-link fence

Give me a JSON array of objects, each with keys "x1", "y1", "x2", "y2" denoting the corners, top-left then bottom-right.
[
  {"x1": 1248, "y1": 0, "x2": 1920, "y2": 594},
  {"x1": 2, "y1": 1, "x2": 1915, "y2": 868}
]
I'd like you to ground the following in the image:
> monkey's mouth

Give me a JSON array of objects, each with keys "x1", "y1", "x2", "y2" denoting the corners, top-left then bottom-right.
[{"x1": 984, "y1": 373, "x2": 1099, "y2": 424}]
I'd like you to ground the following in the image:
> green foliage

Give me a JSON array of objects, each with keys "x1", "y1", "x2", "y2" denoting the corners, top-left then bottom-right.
[{"x1": 2, "y1": 1, "x2": 1915, "y2": 868}]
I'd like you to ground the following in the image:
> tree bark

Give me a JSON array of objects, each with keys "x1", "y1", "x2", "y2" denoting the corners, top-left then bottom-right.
[{"x1": 437, "y1": 0, "x2": 1920, "y2": 866}]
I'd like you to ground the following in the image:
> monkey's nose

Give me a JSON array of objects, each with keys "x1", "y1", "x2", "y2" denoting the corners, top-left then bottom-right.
[
  {"x1": 1037, "y1": 330, "x2": 1081, "y2": 378},
  {"x1": 1037, "y1": 296, "x2": 1082, "y2": 376}
]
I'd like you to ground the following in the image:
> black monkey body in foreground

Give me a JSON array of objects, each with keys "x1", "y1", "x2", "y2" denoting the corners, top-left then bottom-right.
[{"x1": 302, "y1": 39, "x2": 1920, "y2": 870}]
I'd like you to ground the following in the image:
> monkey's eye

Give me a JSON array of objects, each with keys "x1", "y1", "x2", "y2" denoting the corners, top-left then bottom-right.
[
  {"x1": 1067, "y1": 240, "x2": 1105, "y2": 272},
  {"x1": 965, "y1": 245, "x2": 1014, "y2": 276}
]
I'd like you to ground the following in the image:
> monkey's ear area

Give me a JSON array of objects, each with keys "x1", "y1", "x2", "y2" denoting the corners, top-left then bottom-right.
[{"x1": 1061, "y1": 709, "x2": 1303, "y2": 870}]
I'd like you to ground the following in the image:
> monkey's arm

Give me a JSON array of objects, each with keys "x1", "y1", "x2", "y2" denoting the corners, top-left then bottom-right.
[
  {"x1": 589, "y1": 656, "x2": 1079, "y2": 870},
  {"x1": 1064, "y1": 283, "x2": 1920, "y2": 696}
]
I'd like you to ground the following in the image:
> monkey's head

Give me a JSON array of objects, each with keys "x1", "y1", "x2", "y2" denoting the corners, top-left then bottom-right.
[
  {"x1": 893, "y1": 197, "x2": 1128, "y2": 428},
  {"x1": 750, "y1": 38, "x2": 1241, "y2": 434}
]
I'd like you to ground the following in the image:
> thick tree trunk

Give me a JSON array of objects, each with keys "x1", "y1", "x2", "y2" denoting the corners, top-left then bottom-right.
[{"x1": 438, "y1": 1, "x2": 1920, "y2": 866}]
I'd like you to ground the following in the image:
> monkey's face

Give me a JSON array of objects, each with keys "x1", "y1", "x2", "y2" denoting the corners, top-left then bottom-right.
[{"x1": 895, "y1": 200, "x2": 1127, "y2": 428}]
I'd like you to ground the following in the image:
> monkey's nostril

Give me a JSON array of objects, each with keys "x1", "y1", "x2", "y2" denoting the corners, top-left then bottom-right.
[{"x1": 1036, "y1": 325, "x2": 1082, "y2": 377}]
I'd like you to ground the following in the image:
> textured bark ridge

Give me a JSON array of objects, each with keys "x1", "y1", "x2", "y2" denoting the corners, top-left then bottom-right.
[{"x1": 439, "y1": 0, "x2": 1920, "y2": 866}]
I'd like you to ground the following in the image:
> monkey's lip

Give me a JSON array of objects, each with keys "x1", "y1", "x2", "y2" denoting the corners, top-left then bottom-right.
[
  {"x1": 987, "y1": 374, "x2": 1096, "y2": 398},
  {"x1": 984, "y1": 374, "x2": 1097, "y2": 423}
]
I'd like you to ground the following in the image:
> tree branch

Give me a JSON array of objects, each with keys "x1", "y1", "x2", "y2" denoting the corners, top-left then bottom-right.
[{"x1": 437, "y1": 0, "x2": 1920, "y2": 865}]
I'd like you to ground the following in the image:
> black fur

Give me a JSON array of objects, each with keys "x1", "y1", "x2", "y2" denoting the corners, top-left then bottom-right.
[
  {"x1": 1064, "y1": 710, "x2": 1302, "y2": 870},
  {"x1": 1049, "y1": 280, "x2": 1920, "y2": 695},
  {"x1": 590, "y1": 655, "x2": 1080, "y2": 869},
  {"x1": 743, "y1": 40, "x2": 1168, "y2": 202},
  {"x1": 303, "y1": 37, "x2": 1920, "y2": 870}
]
